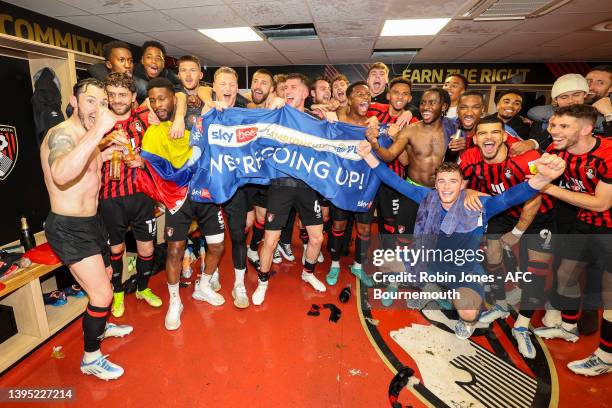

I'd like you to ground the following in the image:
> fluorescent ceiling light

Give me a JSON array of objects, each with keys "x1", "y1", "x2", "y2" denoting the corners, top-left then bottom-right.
[
  {"x1": 380, "y1": 18, "x2": 451, "y2": 36},
  {"x1": 198, "y1": 27, "x2": 262, "y2": 43}
]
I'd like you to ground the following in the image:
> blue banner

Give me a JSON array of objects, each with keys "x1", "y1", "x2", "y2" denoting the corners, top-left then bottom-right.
[{"x1": 188, "y1": 106, "x2": 381, "y2": 212}]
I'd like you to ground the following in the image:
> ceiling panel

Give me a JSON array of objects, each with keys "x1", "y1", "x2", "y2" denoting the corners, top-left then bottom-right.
[
  {"x1": 320, "y1": 37, "x2": 375, "y2": 50},
  {"x1": 441, "y1": 19, "x2": 523, "y2": 35},
  {"x1": 374, "y1": 36, "x2": 436, "y2": 49},
  {"x1": 271, "y1": 38, "x2": 324, "y2": 52},
  {"x1": 384, "y1": 0, "x2": 470, "y2": 19},
  {"x1": 60, "y1": 0, "x2": 152, "y2": 14},
  {"x1": 552, "y1": 0, "x2": 612, "y2": 13},
  {"x1": 427, "y1": 33, "x2": 497, "y2": 48},
  {"x1": 307, "y1": 0, "x2": 386, "y2": 23},
  {"x1": 162, "y1": 5, "x2": 247, "y2": 29},
  {"x1": 3, "y1": 0, "x2": 89, "y2": 17},
  {"x1": 102, "y1": 10, "x2": 186, "y2": 32},
  {"x1": 326, "y1": 49, "x2": 372, "y2": 60},
  {"x1": 221, "y1": 41, "x2": 277, "y2": 53},
  {"x1": 55, "y1": 15, "x2": 133, "y2": 35},
  {"x1": 141, "y1": 0, "x2": 224, "y2": 9},
  {"x1": 541, "y1": 31, "x2": 612, "y2": 47},
  {"x1": 315, "y1": 20, "x2": 382, "y2": 38},
  {"x1": 233, "y1": 0, "x2": 312, "y2": 25},
  {"x1": 415, "y1": 45, "x2": 476, "y2": 59},
  {"x1": 512, "y1": 12, "x2": 611, "y2": 33},
  {"x1": 147, "y1": 30, "x2": 216, "y2": 46}
]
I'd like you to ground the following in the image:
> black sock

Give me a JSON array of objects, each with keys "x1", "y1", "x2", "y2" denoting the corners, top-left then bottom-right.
[
  {"x1": 83, "y1": 303, "x2": 110, "y2": 352},
  {"x1": 258, "y1": 270, "x2": 270, "y2": 282},
  {"x1": 299, "y1": 227, "x2": 309, "y2": 246},
  {"x1": 303, "y1": 259, "x2": 316, "y2": 274},
  {"x1": 355, "y1": 231, "x2": 370, "y2": 265},
  {"x1": 600, "y1": 316, "x2": 612, "y2": 353},
  {"x1": 329, "y1": 228, "x2": 344, "y2": 262},
  {"x1": 486, "y1": 263, "x2": 505, "y2": 303},
  {"x1": 110, "y1": 251, "x2": 124, "y2": 293},
  {"x1": 136, "y1": 254, "x2": 154, "y2": 291}
]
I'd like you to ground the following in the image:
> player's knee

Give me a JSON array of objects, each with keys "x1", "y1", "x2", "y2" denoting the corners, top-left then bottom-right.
[
  {"x1": 207, "y1": 242, "x2": 224, "y2": 257},
  {"x1": 167, "y1": 243, "x2": 184, "y2": 261},
  {"x1": 308, "y1": 231, "x2": 324, "y2": 246},
  {"x1": 136, "y1": 241, "x2": 154, "y2": 258},
  {"x1": 459, "y1": 309, "x2": 479, "y2": 323}
]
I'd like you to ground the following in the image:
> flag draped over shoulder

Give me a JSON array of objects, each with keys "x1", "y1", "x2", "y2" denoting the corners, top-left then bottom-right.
[
  {"x1": 189, "y1": 106, "x2": 380, "y2": 212},
  {"x1": 136, "y1": 121, "x2": 192, "y2": 214}
]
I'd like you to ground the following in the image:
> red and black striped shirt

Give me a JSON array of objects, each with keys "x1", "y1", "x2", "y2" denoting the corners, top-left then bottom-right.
[
  {"x1": 367, "y1": 103, "x2": 417, "y2": 178},
  {"x1": 547, "y1": 137, "x2": 612, "y2": 228},
  {"x1": 100, "y1": 107, "x2": 149, "y2": 200},
  {"x1": 459, "y1": 147, "x2": 554, "y2": 218}
]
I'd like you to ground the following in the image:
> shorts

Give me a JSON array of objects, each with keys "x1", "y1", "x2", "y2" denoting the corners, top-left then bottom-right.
[
  {"x1": 560, "y1": 220, "x2": 612, "y2": 266},
  {"x1": 265, "y1": 185, "x2": 322, "y2": 230},
  {"x1": 331, "y1": 204, "x2": 374, "y2": 225},
  {"x1": 377, "y1": 184, "x2": 403, "y2": 219},
  {"x1": 99, "y1": 192, "x2": 156, "y2": 245},
  {"x1": 165, "y1": 198, "x2": 225, "y2": 242},
  {"x1": 397, "y1": 195, "x2": 419, "y2": 234},
  {"x1": 243, "y1": 185, "x2": 268, "y2": 209},
  {"x1": 486, "y1": 212, "x2": 555, "y2": 253},
  {"x1": 45, "y1": 212, "x2": 110, "y2": 267}
]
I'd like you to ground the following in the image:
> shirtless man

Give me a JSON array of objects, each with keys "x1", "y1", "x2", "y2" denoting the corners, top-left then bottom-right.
[
  {"x1": 327, "y1": 81, "x2": 378, "y2": 286},
  {"x1": 41, "y1": 78, "x2": 133, "y2": 380},
  {"x1": 367, "y1": 87, "x2": 465, "y2": 232}
]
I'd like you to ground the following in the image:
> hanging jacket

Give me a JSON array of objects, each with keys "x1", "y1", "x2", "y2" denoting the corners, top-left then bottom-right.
[{"x1": 31, "y1": 68, "x2": 64, "y2": 147}]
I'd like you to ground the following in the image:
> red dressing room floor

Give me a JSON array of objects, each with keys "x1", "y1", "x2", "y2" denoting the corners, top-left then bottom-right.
[{"x1": 0, "y1": 234, "x2": 608, "y2": 408}]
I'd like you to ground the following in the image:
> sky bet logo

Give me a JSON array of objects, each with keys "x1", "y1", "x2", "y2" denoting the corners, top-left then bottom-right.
[{"x1": 211, "y1": 127, "x2": 258, "y2": 143}]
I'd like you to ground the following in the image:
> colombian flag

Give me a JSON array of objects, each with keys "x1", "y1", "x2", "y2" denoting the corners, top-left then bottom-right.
[{"x1": 137, "y1": 121, "x2": 193, "y2": 214}]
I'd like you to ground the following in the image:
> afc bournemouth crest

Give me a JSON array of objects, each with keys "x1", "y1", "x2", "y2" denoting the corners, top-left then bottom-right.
[{"x1": 0, "y1": 125, "x2": 18, "y2": 181}]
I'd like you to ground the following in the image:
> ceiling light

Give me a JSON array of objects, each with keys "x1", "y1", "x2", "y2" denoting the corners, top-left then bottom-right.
[
  {"x1": 372, "y1": 49, "x2": 420, "y2": 59},
  {"x1": 380, "y1": 18, "x2": 451, "y2": 36},
  {"x1": 198, "y1": 27, "x2": 262, "y2": 43}
]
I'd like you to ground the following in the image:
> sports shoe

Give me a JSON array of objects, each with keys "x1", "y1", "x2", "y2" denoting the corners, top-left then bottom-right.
[
  {"x1": 164, "y1": 300, "x2": 183, "y2": 331},
  {"x1": 111, "y1": 292, "x2": 125, "y2": 318},
  {"x1": 272, "y1": 246, "x2": 282, "y2": 264},
  {"x1": 455, "y1": 319, "x2": 476, "y2": 340},
  {"x1": 350, "y1": 264, "x2": 374, "y2": 287},
  {"x1": 326, "y1": 265, "x2": 340, "y2": 286},
  {"x1": 192, "y1": 278, "x2": 225, "y2": 306},
  {"x1": 301, "y1": 272, "x2": 326, "y2": 292},
  {"x1": 512, "y1": 327, "x2": 536, "y2": 359},
  {"x1": 135, "y1": 288, "x2": 162, "y2": 307},
  {"x1": 247, "y1": 248, "x2": 261, "y2": 270},
  {"x1": 278, "y1": 242, "x2": 295, "y2": 261},
  {"x1": 381, "y1": 285, "x2": 398, "y2": 307},
  {"x1": 232, "y1": 284, "x2": 249, "y2": 309},
  {"x1": 541, "y1": 305, "x2": 561, "y2": 327},
  {"x1": 533, "y1": 324, "x2": 579, "y2": 342},
  {"x1": 252, "y1": 281, "x2": 268, "y2": 306},
  {"x1": 80, "y1": 354, "x2": 124, "y2": 380},
  {"x1": 567, "y1": 353, "x2": 612, "y2": 376},
  {"x1": 103, "y1": 323, "x2": 133, "y2": 339},
  {"x1": 210, "y1": 270, "x2": 221, "y2": 292},
  {"x1": 181, "y1": 266, "x2": 192, "y2": 279},
  {"x1": 317, "y1": 251, "x2": 324, "y2": 263},
  {"x1": 478, "y1": 304, "x2": 510, "y2": 325}
]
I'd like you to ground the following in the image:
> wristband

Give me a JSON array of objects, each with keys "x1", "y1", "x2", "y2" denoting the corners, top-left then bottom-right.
[
  {"x1": 528, "y1": 139, "x2": 539, "y2": 150},
  {"x1": 511, "y1": 227, "x2": 524, "y2": 238}
]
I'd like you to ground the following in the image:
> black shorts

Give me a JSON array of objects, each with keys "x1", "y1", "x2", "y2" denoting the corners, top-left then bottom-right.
[
  {"x1": 560, "y1": 220, "x2": 612, "y2": 265},
  {"x1": 243, "y1": 185, "x2": 268, "y2": 209},
  {"x1": 164, "y1": 198, "x2": 225, "y2": 242},
  {"x1": 377, "y1": 184, "x2": 402, "y2": 219},
  {"x1": 99, "y1": 192, "x2": 156, "y2": 246},
  {"x1": 45, "y1": 212, "x2": 110, "y2": 267},
  {"x1": 331, "y1": 204, "x2": 374, "y2": 224},
  {"x1": 487, "y1": 212, "x2": 555, "y2": 253},
  {"x1": 265, "y1": 185, "x2": 323, "y2": 230},
  {"x1": 223, "y1": 187, "x2": 251, "y2": 234}
]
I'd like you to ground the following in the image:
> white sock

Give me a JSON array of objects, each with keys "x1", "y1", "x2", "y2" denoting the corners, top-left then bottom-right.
[
  {"x1": 353, "y1": 262, "x2": 362, "y2": 270},
  {"x1": 234, "y1": 268, "x2": 246, "y2": 287},
  {"x1": 257, "y1": 279, "x2": 269, "y2": 286},
  {"x1": 514, "y1": 314, "x2": 530, "y2": 329},
  {"x1": 331, "y1": 260, "x2": 340, "y2": 268},
  {"x1": 167, "y1": 282, "x2": 180, "y2": 300},
  {"x1": 594, "y1": 348, "x2": 612, "y2": 364},
  {"x1": 561, "y1": 321, "x2": 577, "y2": 332},
  {"x1": 83, "y1": 349, "x2": 102, "y2": 363},
  {"x1": 496, "y1": 299, "x2": 508, "y2": 310}
]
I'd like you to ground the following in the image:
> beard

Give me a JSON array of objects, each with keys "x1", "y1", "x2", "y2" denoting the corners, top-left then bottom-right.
[{"x1": 111, "y1": 102, "x2": 131, "y2": 116}]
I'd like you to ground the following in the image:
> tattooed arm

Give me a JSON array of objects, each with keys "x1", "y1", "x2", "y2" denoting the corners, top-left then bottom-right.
[{"x1": 48, "y1": 109, "x2": 115, "y2": 186}]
